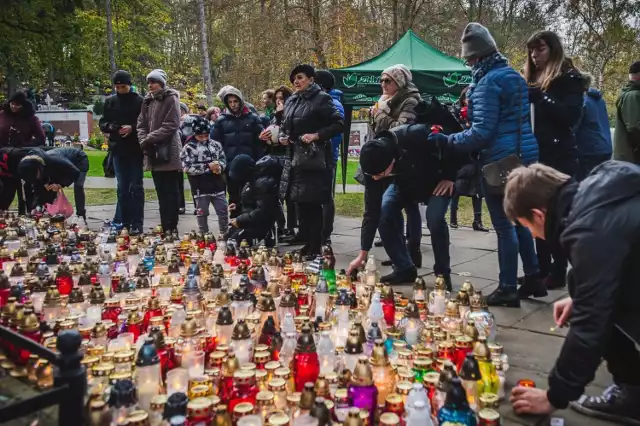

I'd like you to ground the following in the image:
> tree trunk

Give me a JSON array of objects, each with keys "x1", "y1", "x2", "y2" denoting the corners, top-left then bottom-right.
[
  {"x1": 105, "y1": 0, "x2": 116, "y2": 74},
  {"x1": 392, "y1": 0, "x2": 399, "y2": 40},
  {"x1": 197, "y1": 0, "x2": 213, "y2": 105}
]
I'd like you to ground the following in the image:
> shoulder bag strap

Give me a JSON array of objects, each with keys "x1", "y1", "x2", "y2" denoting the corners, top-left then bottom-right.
[{"x1": 517, "y1": 79, "x2": 523, "y2": 158}]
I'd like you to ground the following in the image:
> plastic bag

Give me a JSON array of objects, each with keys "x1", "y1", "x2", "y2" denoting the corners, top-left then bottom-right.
[{"x1": 45, "y1": 190, "x2": 74, "y2": 218}]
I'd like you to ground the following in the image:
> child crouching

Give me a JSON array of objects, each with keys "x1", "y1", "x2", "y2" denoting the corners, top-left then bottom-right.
[{"x1": 180, "y1": 116, "x2": 228, "y2": 234}]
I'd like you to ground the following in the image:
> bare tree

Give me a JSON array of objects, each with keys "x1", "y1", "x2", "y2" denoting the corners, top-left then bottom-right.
[
  {"x1": 105, "y1": 0, "x2": 116, "y2": 74},
  {"x1": 197, "y1": 0, "x2": 213, "y2": 104}
]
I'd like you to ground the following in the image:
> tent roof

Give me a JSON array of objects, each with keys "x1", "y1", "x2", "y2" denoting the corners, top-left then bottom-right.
[{"x1": 338, "y1": 30, "x2": 468, "y2": 73}]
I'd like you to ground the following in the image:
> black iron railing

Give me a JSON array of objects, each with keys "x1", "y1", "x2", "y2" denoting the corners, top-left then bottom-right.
[{"x1": 0, "y1": 326, "x2": 86, "y2": 426}]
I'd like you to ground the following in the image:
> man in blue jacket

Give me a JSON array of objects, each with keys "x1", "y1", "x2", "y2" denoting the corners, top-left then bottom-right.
[
  {"x1": 575, "y1": 73, "x2": 612, "y2": 181},
  {"x1": 315, "y1": 70, "x2": 344, "y2": 245}
]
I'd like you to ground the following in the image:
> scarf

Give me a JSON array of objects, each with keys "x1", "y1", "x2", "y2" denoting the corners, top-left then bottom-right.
[{"x1": 471, "y1": 52, "x2": 509, "y2": 83}]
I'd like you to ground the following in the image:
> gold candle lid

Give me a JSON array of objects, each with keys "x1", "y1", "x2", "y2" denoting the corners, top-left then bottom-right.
[
  {"x1": 268, "y1": 413, "x2": 290, "y2": 426},
  {"x1": 325, "y1": 372, "x2": 338, "y2": 383},
  {"x1": 395, "y1": 381, "x2": 413, "y2": 395},
  {"x1": 126, "y1": 411, "x2": 149, "y2": 426},
  {"x1": 268, "y1": 378, "x2": 286, "y2": 391},
  {"x1": 255, "y1": 344, "x2": 269, "y2": 353},
  {"x1": 240, "y1": 362, "x2": 257, "y2": 371},
  {"x1": 423, "y1": 371, "x2": 440, "y2": 386},
  {"x1": 274, "y1": 367, "x2": 291, "y2": 379},
  {"x1": 189, "y1": 385, "x2": 211, "y2": 399},
  {"x1": 233, "y1": 402, "x2": 254, "y2": 416},
  {"x1": 265, "y1": 361, "x2": 281, "y2": 372},
  {"x1": 380, "y1": 413, "x2": 399, "y2": 426},
  {"x1": 286, "y1": 393, "x2": 301, "y2": 405},
  {"x1": 479, "y1": 392, "x2": 499, "y2": 408},
  {"x1": 109, "y1": 371, "x2": 132, "y2": 383},
  {"x1": 187, "y1": 397, "x2": 214, "y2": 417},
  {"x1": 101, "y1": 352, "x2": 115, "y2": 363},
  {"x1": 478, "y1": 408, "x2": 500, "y2": 421},
  {"x1": 150, "y1": 395, "x2": 168, "y2": 411},
  {"x1": 114, "y1": 351, "x2": 135, "y2": 364},
  {"x1": 396, "y1": 368, "x2": 414, "y2": 382},
  {"x1": 254, "y1": 351, "x2": 270, "y2": 364},
  {"x1": 256, "y1": 390, "x2": 275, "y2": 405},
  {"x1": 92, "y1": 363, "x2": 115, "y2": 377},
  {"x1": 412, "y1": 358, "x2": 432, "y2": 370}
]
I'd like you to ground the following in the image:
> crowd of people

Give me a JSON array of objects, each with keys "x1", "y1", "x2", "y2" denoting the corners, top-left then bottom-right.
[{"x1": 0, "y1": 20, "x2": 639, "y2": 424}]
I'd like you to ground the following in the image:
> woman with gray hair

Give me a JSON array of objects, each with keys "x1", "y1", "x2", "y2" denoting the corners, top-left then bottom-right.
[{"x1": 137, "y1": 69, "x2": 183, "y2": 234}]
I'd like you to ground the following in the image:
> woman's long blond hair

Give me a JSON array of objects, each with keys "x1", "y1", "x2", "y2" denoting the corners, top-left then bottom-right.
[{"x1": 523, "y1": 31, "x2": 571, "y2": 90}]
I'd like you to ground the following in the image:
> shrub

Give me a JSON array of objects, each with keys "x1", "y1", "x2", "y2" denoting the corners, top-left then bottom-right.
[
  {"x1": 68, "y1": 102, "x2": 87, "y2": 110},
  {"x1": 93, "y1": 98, "x2": 105, "y2": 115}
]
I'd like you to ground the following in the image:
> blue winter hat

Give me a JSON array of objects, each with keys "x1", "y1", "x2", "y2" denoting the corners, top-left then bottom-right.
[{"x1": 229, "y1": 154, "x2": 256, "y2": 183}]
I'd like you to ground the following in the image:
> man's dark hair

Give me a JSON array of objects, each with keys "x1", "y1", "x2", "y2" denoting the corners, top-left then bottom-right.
[{"x1": 630, "y1": 61, "x2": 640, "y2": 75}]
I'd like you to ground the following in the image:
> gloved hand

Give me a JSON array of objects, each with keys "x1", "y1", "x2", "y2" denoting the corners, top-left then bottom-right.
[
  {"x1": 427, "y1": 131, "x2": 449, "y2": 150},
  {"x1": 528, "y1": 86, "x2": 543, "y2": 103}
]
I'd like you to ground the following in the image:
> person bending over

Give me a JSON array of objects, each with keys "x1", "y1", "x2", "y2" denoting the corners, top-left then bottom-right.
[
  {"x1": 505, "y1": 162, "x2": 640, "y2": 425},
  {"x1": 226, "y1": 154, "x2": 282, "y2": 246}
]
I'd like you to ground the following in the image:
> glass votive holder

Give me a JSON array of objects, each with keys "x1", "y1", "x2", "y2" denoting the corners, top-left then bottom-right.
[
  {"x1": 166, "y1": 368, "x2": 190, "y2": 396},
  {"x1": 183, "y1": 350, "x2": 205, "y2": 378}
]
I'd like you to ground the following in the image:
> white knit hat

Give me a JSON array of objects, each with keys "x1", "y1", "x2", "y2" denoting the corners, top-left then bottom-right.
[{"x1": 382, "y1": 64, "x2": 412, "y2": 88}]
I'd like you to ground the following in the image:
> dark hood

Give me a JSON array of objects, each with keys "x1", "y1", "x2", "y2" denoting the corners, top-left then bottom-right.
[
  {"x1": 586, "y1": 87, "x2": 602, "y2": 100},
  {"x1": 570, "y1": 161, "x2": 640, "y2": 222},
  {"x1": 2, "y1": 91, "x2": 35, "y2": 118},
  {"x1": 253, "y1": 155, "x2": 281, "y2": 179}
]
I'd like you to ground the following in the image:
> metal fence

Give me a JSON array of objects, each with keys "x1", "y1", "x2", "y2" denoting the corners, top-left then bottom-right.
[{"x1": 0, "y1": 327, "x2": 86, "y2": 426}]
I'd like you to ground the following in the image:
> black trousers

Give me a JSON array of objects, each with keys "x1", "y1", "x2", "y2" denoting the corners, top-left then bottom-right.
[
  {"x1": 536, "y1": 156, "x2": 578, "y2": 277},
  {"x1": 177, "y1": 173, "x2": 186, "y2": 209},
  {"x1": 298, "y1": 202, "x2": 323, "y2": 255},
  {"x1": 0, "y1": 177, "x2": 19, "y2": 211},
  {"x1": 226, "y1": 175, "x2": 242, "y2": 219},
  {"x1": 321, "y1": 164, "x2": 337, "y2": 242},
  {"x1": 151, "y1": 171, "x2": 181, "y2": 233},
  {"x1": 605, "y1": 326, "x2": 640, "y2": 386}
]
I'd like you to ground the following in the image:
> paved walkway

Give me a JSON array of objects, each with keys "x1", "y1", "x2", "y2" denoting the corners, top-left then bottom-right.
[
  {"x1": 0, "y1": 202, "x2": 616, "y2": 426},
  {"x1": 84, "y1": 177, "x2": 365, "y2": 193}
]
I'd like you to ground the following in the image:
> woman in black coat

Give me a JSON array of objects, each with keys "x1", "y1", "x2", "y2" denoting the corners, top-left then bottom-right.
[
  {"x1": 523, "y1": 30, "x2": 584, "y2": 292},
  {"x1": 280, "y1": 65, "x2": 344, "y2": 259}
]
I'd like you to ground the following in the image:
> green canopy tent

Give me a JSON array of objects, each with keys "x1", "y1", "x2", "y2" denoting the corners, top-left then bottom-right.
[{"x1": 331, "y1": 30, "x2": 471, "y2": 191}]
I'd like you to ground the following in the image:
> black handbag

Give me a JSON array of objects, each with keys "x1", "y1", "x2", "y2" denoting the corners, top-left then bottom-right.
[
  {"x1": 481, "y1": 81, "x2": 525, "y2": 195},
  {"x1": 152, "y1": 142, "x2": 171, "y2": 164},
  {"x1": 103, "y1": 152, "x2": 116, "y2": 178},
  {"x1": 291, "y1": 140, "x2": 327, "y2": 172}
]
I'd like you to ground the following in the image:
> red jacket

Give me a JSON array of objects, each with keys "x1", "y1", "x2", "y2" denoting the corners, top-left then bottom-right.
[{"x1": 0, "y1": 101, "x2": 45, "y2": 147}]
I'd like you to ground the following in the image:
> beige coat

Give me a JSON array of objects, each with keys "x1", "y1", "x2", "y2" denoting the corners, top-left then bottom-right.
[
  {"x1": 137, "y1": 88, "x2": 182, "y2": 172},
  {"x1": 372, "y1": 84, "x2": 421, "y2": 133}
]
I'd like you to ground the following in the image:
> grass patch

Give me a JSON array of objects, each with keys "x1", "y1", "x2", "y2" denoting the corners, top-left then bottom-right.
[
  {"x1": 334, "y1": 192, "x2": 492, "y2": 229},
  {"x1": 335, "y1": 159, "x2": 359, "y2": 185},
  {"x1": 86, "y1": 150, "x2": 152, "y2": 178}
]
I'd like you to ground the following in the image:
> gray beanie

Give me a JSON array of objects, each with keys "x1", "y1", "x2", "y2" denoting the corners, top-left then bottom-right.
[
  {"x1": 179, "y1": 102, "x2": 189, "y2": 114},
  {"x1": 461, "y1": 23, "x2": 498, "y2": 60},
  {"x1": 146, "y1": 69, "x2": 168, "y2": 87}
]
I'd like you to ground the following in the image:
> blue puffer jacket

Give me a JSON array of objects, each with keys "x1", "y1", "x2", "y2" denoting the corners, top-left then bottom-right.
[
  {"x1": 575, "y1": 88, "x2": 612, "y2": 157},
  {"x1": 450, "y1": 58, "x2": 538, "y2": 165},
  {"x1": 328, "y1": 89, "x2": 345, "y2": 164}
]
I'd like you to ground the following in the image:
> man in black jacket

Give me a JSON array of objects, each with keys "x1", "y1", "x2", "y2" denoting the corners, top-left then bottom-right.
[
  {"x1": 357, "y1": 124, "x2": 458, "y2": 284},
  {"x1": 506, "y1": 162, "x2": 640, "y2": 425},
  {"x1": 212, "y1": 86, "x2": 264, "y2": 217},
  {"x1": 99, "y1": 70, "x2": 144, "y2": 233},
  {"x1": 46, "y1": 147, "x2": 89, "y2": 221}
]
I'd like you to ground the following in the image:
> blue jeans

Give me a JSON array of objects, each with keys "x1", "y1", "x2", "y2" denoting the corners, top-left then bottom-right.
[
  {"x1": 482, "y1": 180, "x2": 538, "y2": 290},
  {"x1": 425, "y1": 195, "x2": 451, "y2": 275},
  {"x1": 112, "y1": 153, "x2": 144, "y2": 230},
  {"x1": 379, "y1": 183, "x2": 415, "y2": 272}
]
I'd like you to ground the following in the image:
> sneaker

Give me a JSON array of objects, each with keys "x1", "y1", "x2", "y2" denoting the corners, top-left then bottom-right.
[
  {"x1": 374, "y1": 238, "x2": 384, "y2": 247},
  {"x1": 472, "y1": 221, "x2": 490, "y2": 232},
  {"x1": 517, "y1": 273, "x2": 548, "y2": 299},
  {"x1": 178, "y1": 208, "x2": 186, "y2": 215},
  {"x1": 449, "y1": 221, "x2": 459, "y2": 229},
  {"x1": 380, "y1": 268, "x2": 418, "y2": 285},
  {"x1": 570, "y1": 384, "x2": 640, "y2": 425},
  {"x1": 487, "y1": 287, "x2": 520, "y2": 308},
  {"x1": 544, "y1": 273, "x2": 567, "y2": 290}
]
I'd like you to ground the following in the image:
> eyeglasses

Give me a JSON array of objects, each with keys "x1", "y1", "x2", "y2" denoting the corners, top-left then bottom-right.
[{"x1": 380, "y1": 78, "x2": 393, "y2": 84}]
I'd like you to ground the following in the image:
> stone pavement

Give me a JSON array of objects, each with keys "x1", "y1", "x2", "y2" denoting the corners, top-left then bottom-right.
[
  {"x1": 0, "y1": 201, "x2": 618, "y2": 426},
  {"x1": 84, "y1": 177, "x2": 366, "y2": 193}
]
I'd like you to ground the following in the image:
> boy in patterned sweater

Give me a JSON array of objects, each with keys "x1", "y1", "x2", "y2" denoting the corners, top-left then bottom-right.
[{"x1": 180, "y1": 116, "x2": 228, "y2": 234}]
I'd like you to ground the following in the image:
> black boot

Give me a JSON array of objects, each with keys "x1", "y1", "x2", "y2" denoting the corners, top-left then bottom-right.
[
  {"x1": 472, "y1": 221, "x2": 490, "y2": 232},
  {"x1": 381, "y1": 259, "x2": 393, "y2": 266},
  {"x1": 517, "y1": 272, "x2": 548, "y2": 299},
  {"x1": 442, "y1": 274, "x2": 453, "y2": 291},
  {"x1": 570, "y1": 384, "x2": 640, "y2": 426},
  {"x1": 543, "y1": 273, "x2": 567, "y2": 290},
  {"x1": 380, "y1": 268, "x2": 417, "y2": 285},
  {"x1": 487, "y1": 287, "x2": 520, "y2": 308},
  {"x1": 409, "y1": 247, "x2": 422, "y2": 269}
]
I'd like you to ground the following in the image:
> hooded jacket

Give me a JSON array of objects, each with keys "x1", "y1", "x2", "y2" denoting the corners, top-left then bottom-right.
[
  {"x1": 229, "y1": 155, "x2": 282, "y2": 234},
  {"x1": 575, "y1": 88, "x2": 612, "y2": 158},
  {"x1": 0, "y1": 92, "x2": 45, "y2": 147},
  {"x1": 613, "y1": 80, "x2": 640, "y2": 163},
  {"x1": 46, "y1": 147, "x2": 90, "y2": 173},
  {"x1": 211, "y1": 86, "x2": 264, "y2": 163},
  {"x1": 99, "y1": 91, "x2": 144, "y2": 156},
  {"x1": 137, "y1": 88, "x2": 182, "y2": 172},
  {"x1": 545, "y1": 161, "x2": 640, "y2": 409},
  {"x1": 371, "y1": 84, "x2": 421, "y2": 134},
  {"x1": 448, "y1": 54, "x2": 538, "y2": 166}
]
